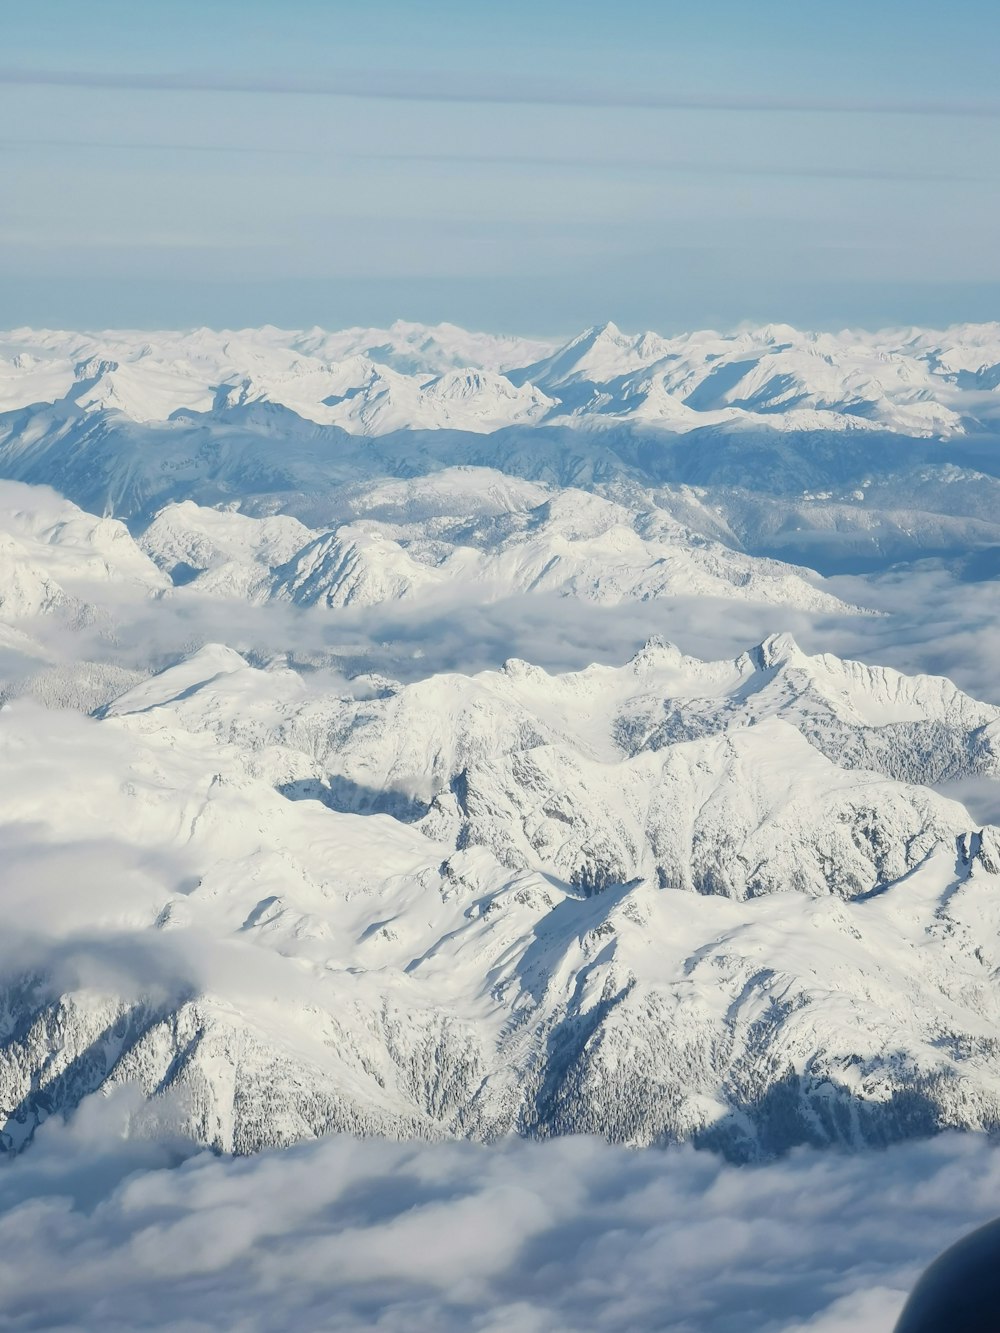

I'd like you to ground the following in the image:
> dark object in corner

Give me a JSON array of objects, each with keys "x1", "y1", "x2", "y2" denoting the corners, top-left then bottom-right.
[{"x1": 895, "y1": 1218, "x2": 1000, "y2": 1331}]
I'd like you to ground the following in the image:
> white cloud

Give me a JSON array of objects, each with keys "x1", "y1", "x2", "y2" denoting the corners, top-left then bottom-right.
[{"x1": 1, "y1": 1099, "x2": 998, "y2": 1332}]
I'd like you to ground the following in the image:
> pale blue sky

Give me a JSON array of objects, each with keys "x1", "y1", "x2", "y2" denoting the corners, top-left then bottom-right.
[{"x1": 3, "y1": 0, "x2": 999, "y2": 333}]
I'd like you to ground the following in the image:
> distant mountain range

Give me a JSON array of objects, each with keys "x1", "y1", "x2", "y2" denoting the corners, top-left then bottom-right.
[
  {"x1": 3, "y1": 321, "x2": 1000, "y2": 580},
  {"x1": 3, "y1": 319, "x2": 1000, "y2": 437}
]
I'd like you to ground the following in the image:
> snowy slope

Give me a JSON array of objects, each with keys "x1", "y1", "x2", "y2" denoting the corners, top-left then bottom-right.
[
  {"x1": 2, "y1": 395, "x2": 998, "y2": 597},
  {"x1": 103, "y1": 633, "x2": 1000, "y2": 823},
  {"x1": 3, "y1": 326, "x2": 1000, "y2": 585},
  {"x1": 0, "y1": 326, "x2": 557, "y2": 433},
  {"x1": 1, "y1": 326, "x2": 1000, "y2": 1171}
]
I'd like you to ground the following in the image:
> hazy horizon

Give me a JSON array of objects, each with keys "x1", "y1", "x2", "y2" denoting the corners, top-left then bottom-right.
[
  {"x1": 4, "y1": 308, "x2": 1000, "y2": 343},
  {"x1": 5, "y1": 0, "x2": 998, "y2": 332}
]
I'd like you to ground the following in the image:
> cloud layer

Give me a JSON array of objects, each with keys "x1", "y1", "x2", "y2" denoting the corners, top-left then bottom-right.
[{"x1": 2, "y1": 1099, "x2": 1000, "y2": 1332}]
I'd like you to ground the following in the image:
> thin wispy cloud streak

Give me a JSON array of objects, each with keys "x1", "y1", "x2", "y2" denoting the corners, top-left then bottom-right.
[
  {"x1": 3, "y1": 65, "x2": 1000, "y2": 118},
  {"x1": 363, "y1": 151, "x2": 989, "y2": 185},
  {"x1": 0, "y1": 137, "x2": 303, "y2": 157},
  {"x1": 1, "y1": 138, "x2": 984, "y2": 185}
]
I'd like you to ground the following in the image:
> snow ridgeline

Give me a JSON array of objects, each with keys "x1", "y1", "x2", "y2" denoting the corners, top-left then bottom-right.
[{"x1": 138, "y1": 489, "x2": 856, "y2": 614}]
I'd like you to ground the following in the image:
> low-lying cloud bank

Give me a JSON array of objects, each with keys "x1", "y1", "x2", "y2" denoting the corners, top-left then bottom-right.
[
  {"x1": 3, "y1": 1097, "x2": 1000, "y2": 1332},
  {"x1": 11, "y1": 551, "x2": 1000, "y2": 712}
]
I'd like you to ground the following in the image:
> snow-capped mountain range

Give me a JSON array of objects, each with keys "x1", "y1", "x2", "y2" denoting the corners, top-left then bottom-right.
[
  {"x1": 2, "y1": 320, "x2": 1000, "y2": 1167},
  {"x1": 3, "y1": 318, "x2": 1000, "y2": 438},
  {"x1": 0, "y1": 472, "x2": 861, "y2": 660},
  {"x1": 137, "y1": 483, "x2": 855, "y2": 614},
  {"x1": 3, "y1": 320, "x2": 1000, "y2": 582}
]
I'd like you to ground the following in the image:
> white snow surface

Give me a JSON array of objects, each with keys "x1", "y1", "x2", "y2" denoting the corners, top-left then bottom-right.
[
  {"x1": 0, "y1": 361, "x2": 998, "y2": 1178},
  {"x1": 0, "y1": 469, "x2": 860, "y2": 634},
  {"x1": 0, "y1": 480, "x2": 166, "y2": 621}
]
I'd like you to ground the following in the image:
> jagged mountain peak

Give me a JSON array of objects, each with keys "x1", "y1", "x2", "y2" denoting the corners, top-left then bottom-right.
[
  {"x1": 746, "y1": 630, "x2": 807, "y2": 671},
  {"x1": 626, "y1": 636, "x2": 688, "y2": 671},
  {"x1": 73, "y1": 356, "x2": 120, "y2": 381}
]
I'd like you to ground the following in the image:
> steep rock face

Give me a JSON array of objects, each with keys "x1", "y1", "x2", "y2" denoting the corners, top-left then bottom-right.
[
  {"x1": 270, "y1": 527, "x2": 445, "y2": 608},
  {"x1": 421, "y1": 722, "x2": 966, "y2": 900},
  {"x1": 615, "y1": 634, "x2": 1000, "y2": 786}
]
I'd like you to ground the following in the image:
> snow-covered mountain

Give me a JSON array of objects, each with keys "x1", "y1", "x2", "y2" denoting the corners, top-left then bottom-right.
[
  {"x1": 0, "y1": 474, "x2": 865, "y2": 633},
  {"x1": 137, "y1": 475, "x2": 858, "y2": 615},
  {"x1": 100, "y1": 631, "x2": 1000, "y2": 833},
  {"x1": 0, "y1": 480, "x2": 165, "y2": 623},
  {"x1": 1, "y1": 630, "x2": 999, "y2": 1161}
]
